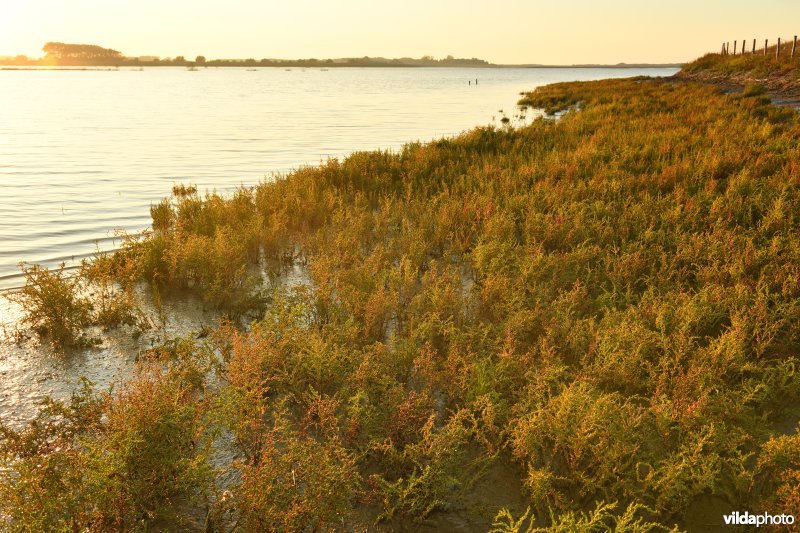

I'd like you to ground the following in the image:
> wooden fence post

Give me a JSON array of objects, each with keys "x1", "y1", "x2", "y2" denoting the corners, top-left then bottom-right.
[
  {"x1": 793, "y1": 36, "x2": 797, "y2": 59},
  {"x1": 753, "y1": 38, "x2": 756, "y2": 54},
  {"x1": 777, "y1": 37, "x2": 781, "y2": 59},
  {"x1": 734, "y1": 41, "x2": 738, "y2": 55},
  {"x1": 765, "y1": 39, "x2": 768, "y2": 56}
]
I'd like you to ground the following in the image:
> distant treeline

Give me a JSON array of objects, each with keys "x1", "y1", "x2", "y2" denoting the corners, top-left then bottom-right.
[{"x1": 0, "y1": 42, "x2": 492, "y2": 68}]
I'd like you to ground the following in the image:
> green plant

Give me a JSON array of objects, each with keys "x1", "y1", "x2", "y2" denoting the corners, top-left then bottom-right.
[
  {"x1": 0, "y1": 343, "x2": 214, "y2": 530},
  {"x1": 10, "y1": 73, "x2": 800, "y2": 528},
  {"x1": 490, "y1": 501, "x2": 678, "y2": 532},
  {"x1": 214, "y1": 401, "x2": 360, "y2": 532},
  {"x1": 743, "y1": 83, "x2": 768, "y2": 97},
  {"x1": 8, "y1": 262, "x2": 94, "y2": 349}
]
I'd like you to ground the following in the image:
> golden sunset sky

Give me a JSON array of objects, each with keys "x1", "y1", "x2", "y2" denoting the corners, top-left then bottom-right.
[{"x1": 1, "y1": 0, "x2": 798, "y2": 64}]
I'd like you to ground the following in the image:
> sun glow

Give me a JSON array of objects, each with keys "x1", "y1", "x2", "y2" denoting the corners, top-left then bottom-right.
[{"x1": 0, "y1": 0, "x2": 798, "y2": 64}]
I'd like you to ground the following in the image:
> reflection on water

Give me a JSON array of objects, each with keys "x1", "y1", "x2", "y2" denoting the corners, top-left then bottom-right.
[
  {"x1": 0, "y1": 262, "x2": 310, "y2": 428},
  {"x1": 0, "y1": 287, "x2": 215, "y2": 428},
  {"x1": 0, "y1": 66, "x2": 677, "y2": 289}
]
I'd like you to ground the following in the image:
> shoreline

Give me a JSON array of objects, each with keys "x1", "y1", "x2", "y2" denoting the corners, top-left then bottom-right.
[
  {"x1": 0, "y1": 66, "x2": 677, "y2": 292},
  {"x1": 0, "y1": 63, "x2": 684, "y2": 70},
  {"x1": 3, "y1": 72, "x2": 798, "y2": 531}
]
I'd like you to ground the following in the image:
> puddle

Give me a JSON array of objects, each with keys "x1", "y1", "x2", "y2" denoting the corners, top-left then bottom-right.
[{"x1": 0, "y1": 259, "x2": 311, "y2": 430}]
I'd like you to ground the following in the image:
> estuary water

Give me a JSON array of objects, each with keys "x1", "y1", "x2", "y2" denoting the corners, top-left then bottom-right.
[{"x1": 0, "y1": 66, "x2": 677, "y2": 290}]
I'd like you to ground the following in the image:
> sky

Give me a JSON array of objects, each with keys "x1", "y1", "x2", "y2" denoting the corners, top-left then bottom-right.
[{"x1": 1, "y1": 0, "x2": 798, "y2": 64}]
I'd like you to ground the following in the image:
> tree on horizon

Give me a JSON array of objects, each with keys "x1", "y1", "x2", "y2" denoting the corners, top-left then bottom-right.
[{"x1": 42, "y1": 42, "x2": 122, "y2": 61}]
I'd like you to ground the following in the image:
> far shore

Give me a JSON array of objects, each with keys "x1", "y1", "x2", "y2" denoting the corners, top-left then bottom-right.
[{"x1": 0, "y1": 63, "x2": 683, "y2": 70}]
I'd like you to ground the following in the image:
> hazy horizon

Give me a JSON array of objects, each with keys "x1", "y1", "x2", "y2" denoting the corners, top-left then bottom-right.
[{"x1": 2, "y1": 0, "x2": 798, "y2": 65}]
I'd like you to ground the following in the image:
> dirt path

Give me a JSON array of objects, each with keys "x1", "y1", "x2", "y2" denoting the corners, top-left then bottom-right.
[{"x1": 674, "y1": 70, "x2": 800, "y2": 108}]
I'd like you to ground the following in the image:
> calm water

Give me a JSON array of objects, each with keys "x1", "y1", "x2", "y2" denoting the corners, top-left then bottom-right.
[
  {"x1": 0, "y1": 66, "x2": 679, "y2": 428},
  {"x1": 0, "y1": 67, "x2": 677, "y2": 290}
]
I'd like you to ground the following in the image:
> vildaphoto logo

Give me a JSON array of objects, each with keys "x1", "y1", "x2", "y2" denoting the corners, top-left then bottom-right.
[{"x1": 723, "y1": 511, "x2": 795, "y2": 527}]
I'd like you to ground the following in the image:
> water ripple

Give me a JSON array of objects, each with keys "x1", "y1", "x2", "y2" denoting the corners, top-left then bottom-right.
[{"x1": 0, "y1": 66, "x2": 677, "y2": 288}]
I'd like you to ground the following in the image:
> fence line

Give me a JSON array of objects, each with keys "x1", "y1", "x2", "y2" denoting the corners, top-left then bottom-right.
[{"x1": 719, "y1": 35, "x2": 798, "y2": 59}]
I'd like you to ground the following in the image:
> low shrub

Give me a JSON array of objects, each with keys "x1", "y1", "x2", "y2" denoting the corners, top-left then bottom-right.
[
  {"x1": 0, "y1": 344, "x2": 214, "y2": 530},
  {"x1": 8, "y1": 263, "x2": 94, "y2": 349}
]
